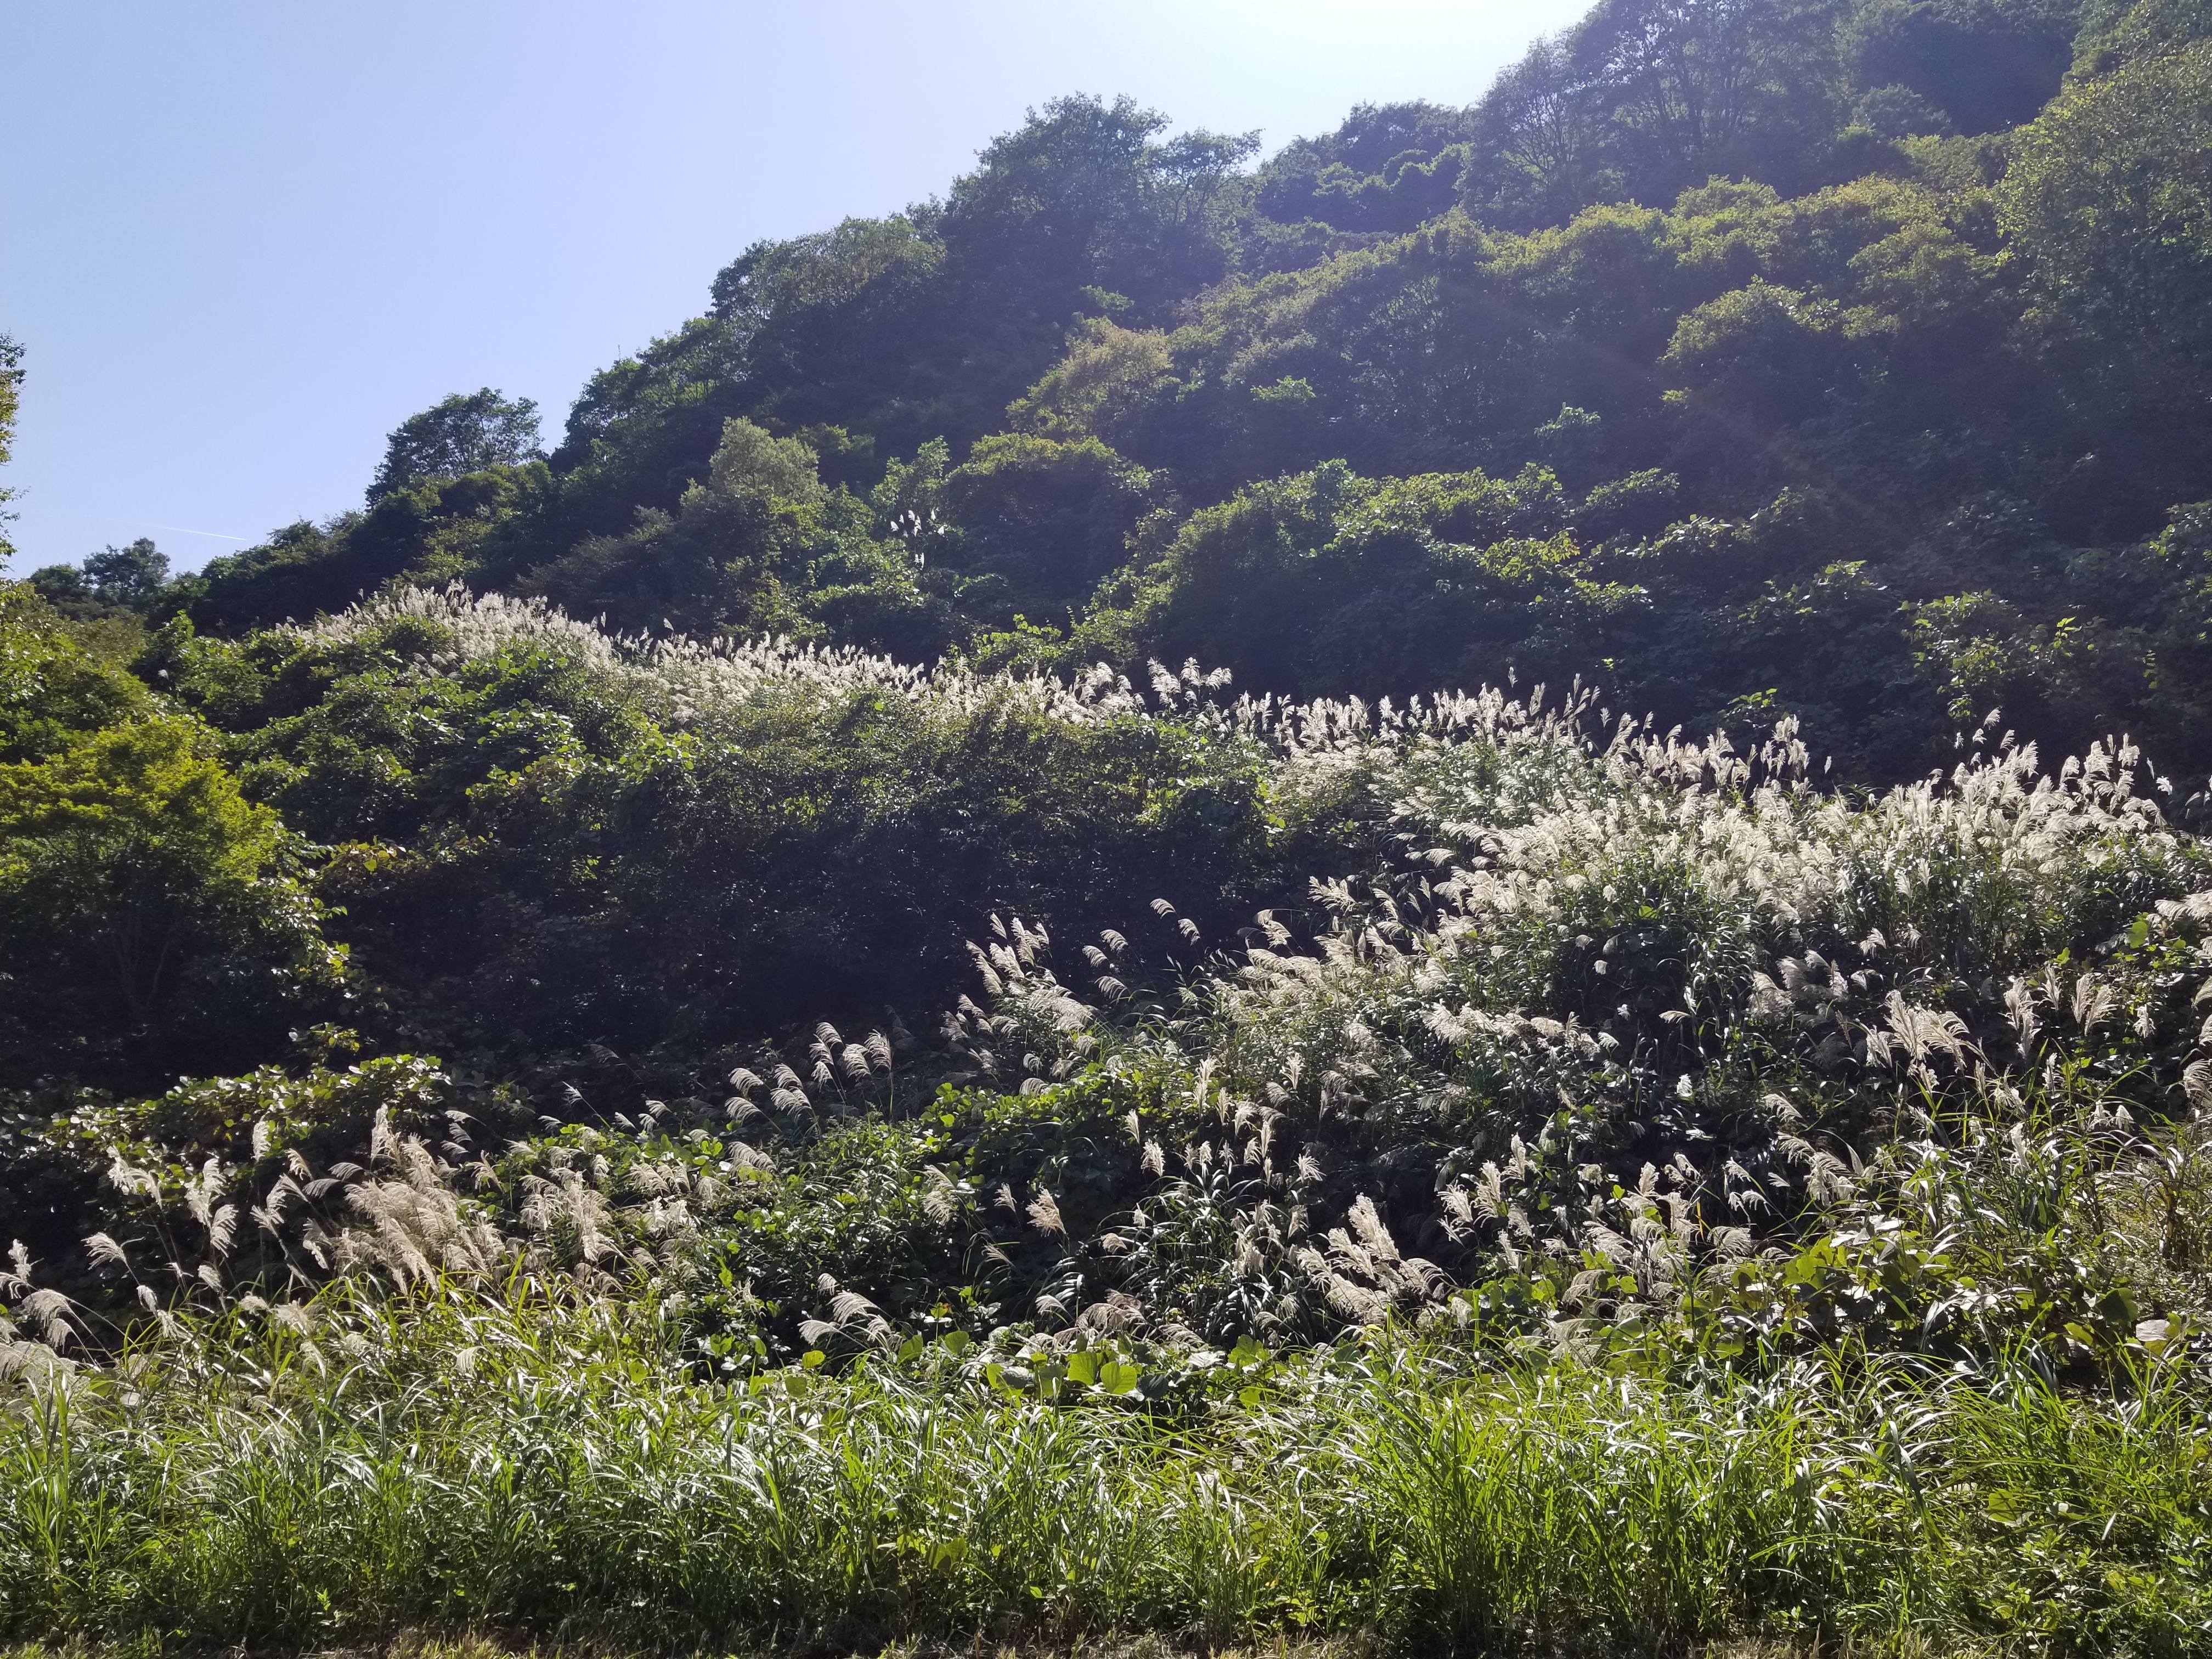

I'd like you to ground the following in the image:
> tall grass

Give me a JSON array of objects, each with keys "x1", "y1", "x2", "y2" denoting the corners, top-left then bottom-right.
[
  {"x1": 4, "y1": 1286, "x2": 2207, "y2": 1654},
  {"x1": 10, "y1": 604, "x2": 2212, "y2": 1654}
]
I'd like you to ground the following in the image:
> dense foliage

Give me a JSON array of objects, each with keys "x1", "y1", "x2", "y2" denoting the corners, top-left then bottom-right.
[
  {"x1": 7, "y1": 0, "x2": 2212, "y2": 1650},
  {"x1": 4, "y1": 586, "x2": 2211, "y2": 1650},
  {"x1": 21, "y1": 0, "x2": 2205, "y2": 787}
]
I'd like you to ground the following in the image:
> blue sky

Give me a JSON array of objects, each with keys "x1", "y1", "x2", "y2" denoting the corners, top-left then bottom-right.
[{"x1": 2, "y1": 1, "x2": 1583, "y2": 573}]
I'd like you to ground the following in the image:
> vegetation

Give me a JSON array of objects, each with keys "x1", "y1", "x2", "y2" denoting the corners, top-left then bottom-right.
[
  {"x1": 5, "y1": 1296, "x2": 2207, "y2": 1655},
  {"x1": 7, "y1": 0, "x2": 2212, "y2": 1651},
  {"x1": 0, "y1": 335, "x2": 21, "y2": 566}
]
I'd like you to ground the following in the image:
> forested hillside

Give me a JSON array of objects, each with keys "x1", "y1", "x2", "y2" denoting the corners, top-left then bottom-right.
[
  {"x1": 31, "y1": 0, "x2": 2210, "y2": 781},
  {"x1": 5, "y1": 0, "x2": 2212, "y2": 1652}
]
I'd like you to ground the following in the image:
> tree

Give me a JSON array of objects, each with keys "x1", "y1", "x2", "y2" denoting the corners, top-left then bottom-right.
[
  {"x1": 1661, "y1": 278, "x2": 1843, "y2": 425},
  {"x1": 368, "y1": 387, "x2": 542, "y2": 501},
  {"x1": 23, "y1": 563, "x2": 92, "y2": 608},
  {"x1": 939, "y1": 433, "x2": 1159, "y2": 615},
  {"x1": 1849, "y1": 0, "x2": 2079, "y2": 134},
  {"x1": 1994, "y1": 39, "x2": 2212, "y2": 521},
  {"x1": 27, "y1": 539, "x2": 171, "y2": 617},
  {"x1": 0, "y1": 584, "x2": 155, "y2": 765},
  {"x1": 1999, "y1": 40, "x2": 2212, "y2": 341},
  {"x1": 1469, "y1": 36, "x2": 1616, "y2": 229},
  {"x1": 0, "y1": 713, "x2": 337, "y2": 1087},
  {"x1": 0, "y1": 594, "x2": 335, "y2": 1087},
  {"x1": 1568, "y1": 0, "x2": 1844, "y2": 199},
  {"x1": 521, "y1": 416, "x2": 837, "y2": 636},
  {"x1": 1251, "y1": 101, "x2": 1478, "y2": 232},
  {"x1": 83, "y1": 538, "x2": 171, "y2": 608},
  {"x1": 0, "y1": 334, "x2": 22, "y2": 565},
  {"x1": 941, "y1": 94, "x2": 1257, "y2": 317},
  {"x1": 1005, "y1": 320, "x2": 1176, "y2": 443}
]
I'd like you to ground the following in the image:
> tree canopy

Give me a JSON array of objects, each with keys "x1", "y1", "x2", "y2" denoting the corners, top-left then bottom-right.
[{"x1": 367, "y1": 387, "x2": 543, "y2": 502}]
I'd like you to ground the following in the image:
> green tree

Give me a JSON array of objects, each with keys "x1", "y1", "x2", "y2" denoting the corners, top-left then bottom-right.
[
  {"x1": 1005, "y1": 320, "x2": 1175, "y2": 443},
  {"x1": 1660, "y1": 278, "x2": 1843, "y2": 424},
  {"x1": 0, "y1": 584, "x2": 155, "y2": 763},
  {"x1": 82, "y1": 537, "x2": 172, "y2": 606},
  {"x1": 0, "y1": 720, "x2": 336, "y2": 1087},
  {"x1": 0, "y1": 334, "x2": 21, "y2": 565},
  {"x1": 522, "y1": 416, "x2": 840, "y2": 635},
  {"x1": 701, "y1": 97, "x2": 1257, "y2": 462},
  {"x1": 1849, "y1": 0, "x2": 2079, "y2": 134},
  {"x1": 0, "y1": 592, "x2": 335, "y2": 1087},
  {"x1": 24, "y1": 542, "x2": 176, "y2": 619},
  {"x1": 368, "y1": 388, "x2": 543, "y2": 501},
  {"x1": 26, "y1": 537, "x2": 179, "y2": 620},
  {"x1": 939, "y1": 433, "x2": 1159, "y2": 617},
  {"x1": 1251, "y1": 101, "x2": 1477, "y2": 232},
  {"x1": 941, "y1": 95, "x2": 1257, "y2": 320},
  {"x1": 1997, "y1": 38, "x2": 2212, "y2": 520},
  {"x1": 1999, "y1": 40, "x2": 2212, "y2": 341},
  {"x1": 1567, "y1": 0, "x2": 1846, "y2": 199},
  {"x1": 22, "y1": 562, "x2": 92, "y2": 610},
  {"x1": 1468, "y1": 35, "x2": 1617, "y2": 228}
]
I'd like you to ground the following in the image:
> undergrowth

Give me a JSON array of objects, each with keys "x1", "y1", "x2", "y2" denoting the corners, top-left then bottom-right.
[
  {"x1": 7, "y1": 595, "x2": 2212, "y2": 1654},
  {"x1": 2, "y1": 1286, "x2": 2207, "y2": 1655}
]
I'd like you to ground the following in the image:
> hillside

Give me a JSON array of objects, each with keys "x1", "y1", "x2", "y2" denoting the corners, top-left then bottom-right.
[
  {"x1": 5, "y1": 0, "x2": 2212, "y2": 1652},
  {"x1": 31, "y1": 0, "x2": 2211, "y2": 785}
]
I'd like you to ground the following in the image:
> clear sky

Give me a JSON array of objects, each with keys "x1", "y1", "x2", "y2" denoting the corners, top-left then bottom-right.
[{"x1": 2, "y1": 1, "x2": 1584, "y2": 573}]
